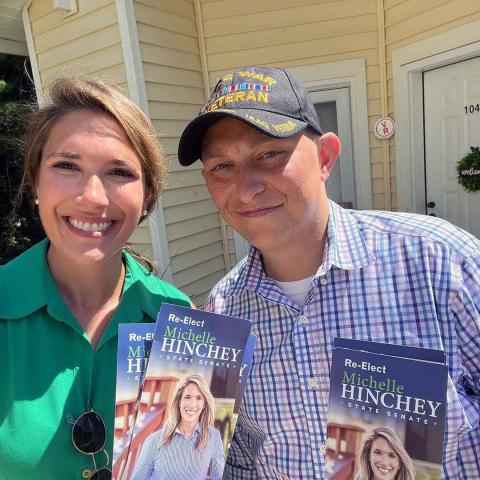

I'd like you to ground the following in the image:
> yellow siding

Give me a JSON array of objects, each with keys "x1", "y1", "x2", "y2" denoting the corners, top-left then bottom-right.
[
  {"x1": 134, "y1": 0, "x2": 227, "y2": 302},
  {"x1": 128, "y1": 222, "x2": 154, "y2": 260},
  {"x1": 28, "y1": 0, "x2": 126, "y2": 87}
]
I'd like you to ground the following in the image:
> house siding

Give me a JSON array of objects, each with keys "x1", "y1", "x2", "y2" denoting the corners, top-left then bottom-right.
[
  {"x1": 29, "y1": 0, "x2": 126, "y2": 86},
  {"x1": 134, "y1": 0, "x2": 227, "y2": 305}
]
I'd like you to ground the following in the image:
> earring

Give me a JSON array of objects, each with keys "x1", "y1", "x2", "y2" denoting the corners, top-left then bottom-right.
[
  {"x1": 143, "y1": 210, "x2": 148, "y2": 216},
  {"x1": 34, "y1": 198, "x2": 39, "y2": 205}
]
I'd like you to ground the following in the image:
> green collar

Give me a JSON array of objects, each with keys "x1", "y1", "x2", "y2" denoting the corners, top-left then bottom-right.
[{"x1": 0, "y1": 239, "x2": 181, "y2": 349}]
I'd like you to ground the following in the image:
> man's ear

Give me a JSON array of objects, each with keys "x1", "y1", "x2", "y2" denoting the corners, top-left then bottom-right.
[{"x1": 317, "y1": 132, "x2": 341, "y2": 176}]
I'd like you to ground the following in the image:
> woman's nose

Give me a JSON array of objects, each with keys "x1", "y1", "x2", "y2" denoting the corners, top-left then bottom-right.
[{"x1": 77, "y1": 175, "x2": 109, "y2": 207}]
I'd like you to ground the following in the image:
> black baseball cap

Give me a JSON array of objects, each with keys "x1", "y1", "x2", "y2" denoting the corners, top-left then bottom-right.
[{"x1": 178, "y1": 66, "x2": 323, "y2": 166}]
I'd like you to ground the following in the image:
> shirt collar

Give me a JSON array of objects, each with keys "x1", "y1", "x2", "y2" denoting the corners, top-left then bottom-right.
[
  {"x1": 0, "y1": 239, "x2": 175, "y2": 338},
  {"x1": 175, "y1": 424, "x2": 201, "y2": 438},
  {"x1": 320, "y1": 200, "x2": 375, "y2": 272},
  {"x1": 227, "y1": 200, "x2": 375, "y2": 297}
]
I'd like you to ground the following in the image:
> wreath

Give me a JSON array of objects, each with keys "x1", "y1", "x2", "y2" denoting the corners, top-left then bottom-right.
[{"x1": 456, "y1": 147, "x2": 480, "y2": 192}]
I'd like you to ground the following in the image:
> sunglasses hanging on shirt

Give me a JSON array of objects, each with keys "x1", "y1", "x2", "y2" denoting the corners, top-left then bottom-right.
[{"x1": 71, "y1": 410, "x2": 112, "y2": 480}]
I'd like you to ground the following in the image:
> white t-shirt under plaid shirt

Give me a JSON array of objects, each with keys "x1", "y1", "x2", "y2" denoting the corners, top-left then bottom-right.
[{"x1": 204, "y1": 201, "x2": 480, "y2": 480}]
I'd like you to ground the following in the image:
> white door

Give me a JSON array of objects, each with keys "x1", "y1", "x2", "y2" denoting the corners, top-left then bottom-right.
[
  {"x1": 310, "y1": 88, "x2": 356, "y2": 208},
  {"x1": 424, "y1": 57, "x2": 480, "y2": 238}
]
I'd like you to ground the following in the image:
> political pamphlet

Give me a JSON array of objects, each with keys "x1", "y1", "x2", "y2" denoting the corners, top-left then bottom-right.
[
  {"x1": 326, "y1": 338, "x2": 448, "y2": 480},
  {"x1": 112, "y1": 304, "x2": 254, "y2": 479}
]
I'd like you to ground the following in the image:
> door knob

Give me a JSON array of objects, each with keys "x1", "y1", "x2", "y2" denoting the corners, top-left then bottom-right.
[
  {"x1": 427, "y1": 201, "x2": 436, "y2": 208},
  {"x1": 429, "y1": 213, "x2": 437, "y2": 217}
]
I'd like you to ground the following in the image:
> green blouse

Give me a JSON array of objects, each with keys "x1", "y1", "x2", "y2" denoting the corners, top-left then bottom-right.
[{"x1": 0, "y1": 239, "x2": 191, "y2": 479}]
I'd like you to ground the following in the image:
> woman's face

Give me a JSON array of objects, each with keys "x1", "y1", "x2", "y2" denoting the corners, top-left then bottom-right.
[
  {"x1": 179, "y1": 383, "x2": 206, "y2": 426},
  {"x1": 36, "y1": 109, "x2": 146, "y2": 265},
  {"x1": 369, "y1": 437, "x2": 401, "y2": 480}
]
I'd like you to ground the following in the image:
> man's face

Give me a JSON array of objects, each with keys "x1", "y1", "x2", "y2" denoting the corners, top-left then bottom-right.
[{"x1": 201, "y1": 117, "x2": 334, "y2": 256}]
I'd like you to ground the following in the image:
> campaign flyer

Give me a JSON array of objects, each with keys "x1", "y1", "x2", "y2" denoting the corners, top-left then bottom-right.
[
  {"x1": 113, "y1": 304, "x2": 253, "y2": 480},
  {"x1": 325, "y1": 338, "x2": 448, "y2": 480},
  {"x1": 113, "y1": 323, "x2": 155, "y2": 479}
]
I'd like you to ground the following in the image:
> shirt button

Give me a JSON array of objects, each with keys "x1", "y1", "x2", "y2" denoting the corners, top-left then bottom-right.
[
  {"x1": 298, "y1": 315, "x2": 308, "y2": 324},
  {"x1": 308, "y1": 377, "x2": 319, "y2": 389},
  {"x1": 82, "y1": 469, "x2": 92, "y2": 479},
  {"x1": 320, "y1": 278, "x2": 328, "y2": 286},
  {"x1": 320, "y1": 444, "x2": 327, "y2": 455}
]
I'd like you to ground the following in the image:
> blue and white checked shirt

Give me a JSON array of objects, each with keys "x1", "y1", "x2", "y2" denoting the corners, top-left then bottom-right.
[
  {"x1": 131, "y1": 425, "x2": 225, "y2": 480},
  {"x1": 204, "y1": 201, "x2": 480, "y2": 479}
]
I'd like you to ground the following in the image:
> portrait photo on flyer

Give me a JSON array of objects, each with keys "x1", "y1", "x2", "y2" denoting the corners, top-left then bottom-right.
[{"x1": 112, "y1": 304, "x2": 253, "y2": 479}]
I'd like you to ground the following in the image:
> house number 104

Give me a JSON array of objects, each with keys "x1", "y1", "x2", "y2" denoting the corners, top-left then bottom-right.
[{"x1": 465, "y1": 104, "x2": 480, "y2": 114}]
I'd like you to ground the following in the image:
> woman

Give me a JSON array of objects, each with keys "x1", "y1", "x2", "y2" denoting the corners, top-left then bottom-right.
[
  {"x1": 132, "y1": 375, "x2": 225, "y2": 480},
  {"x1": 356, "y1": 427, "x2": 415, "y2": 480},
  {"x1": 0, "y1": 78, "x2": 191, "y2": 479}
]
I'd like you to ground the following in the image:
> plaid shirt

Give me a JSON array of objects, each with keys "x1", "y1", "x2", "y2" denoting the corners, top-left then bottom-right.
[{"x1": 204, "y1": 201, "x2": 480, "y2": 479}]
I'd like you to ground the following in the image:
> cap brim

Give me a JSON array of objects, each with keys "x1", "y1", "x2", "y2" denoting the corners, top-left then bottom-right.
[{"x1": 178, "y1": 109, "x2": 308, "y2": 166}]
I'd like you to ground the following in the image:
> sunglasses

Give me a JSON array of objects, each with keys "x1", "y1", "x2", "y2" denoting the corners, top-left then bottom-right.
[{"x1": 71, "y1": 410, "x2": 112, "y2": 480}]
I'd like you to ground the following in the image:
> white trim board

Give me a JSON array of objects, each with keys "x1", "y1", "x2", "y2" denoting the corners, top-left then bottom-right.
[
  {"x1": 115, "y1": 0, "x2": 173, "y2": 282},
  {"x1": 21, "y1": 1, "x2": 43, "y2": 104},
  {"x1": 288, "y1": 59, "x2": 372, "y2": 210},
  {"x1": 309, "y1": 87, "x2": 355, "y2": 208},
  {"x1": 393, "y1": 18, "x2": 480, "y2": 214}
]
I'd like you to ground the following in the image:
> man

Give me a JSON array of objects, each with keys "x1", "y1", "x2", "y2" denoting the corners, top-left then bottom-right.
[{"x1": 178, "y1": 66, "x2": 480, "y2": 479}]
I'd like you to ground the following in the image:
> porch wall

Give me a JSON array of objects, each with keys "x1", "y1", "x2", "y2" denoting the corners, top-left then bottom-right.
[
  {"x1": 28, "y1": 0, "x2": 126, "y2": 87},
  {"x1": 133, "y1": 0, "x2": 227, "y2": 305}
]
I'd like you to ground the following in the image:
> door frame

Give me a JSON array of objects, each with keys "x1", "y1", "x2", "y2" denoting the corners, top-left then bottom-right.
[
  {"x1": 288, "y1": 59, "x2": 371, "y2": 211},
  {"x1": 393, "y1": 18, "x2": 480, "y2": 214},
  {"x1": 309, "y1": 87, "x2": 355, "y2": 208}
]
